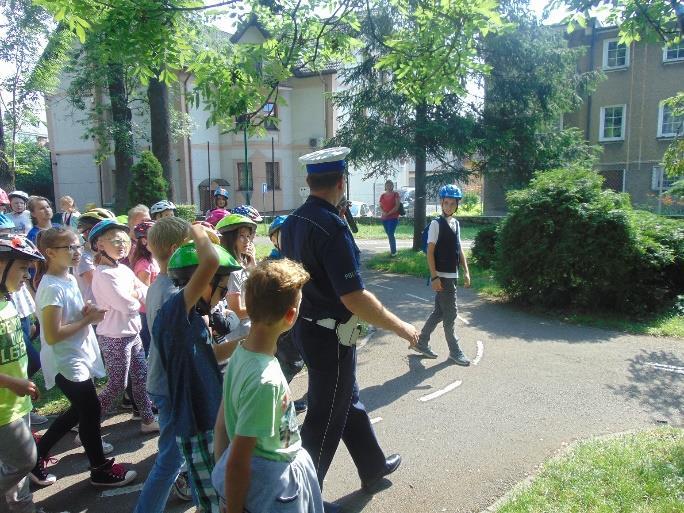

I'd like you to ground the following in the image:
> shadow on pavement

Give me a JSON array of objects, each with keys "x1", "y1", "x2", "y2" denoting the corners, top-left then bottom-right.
[
  {"x1": 608, "y1": 349, "x2": 684, "y2": 425},
  {"x1": 364, "y1": 269, "x2": 626, "y2": 345},
  {"x1": 362, "y1": 356, "x2": 452, "y2": 412}
]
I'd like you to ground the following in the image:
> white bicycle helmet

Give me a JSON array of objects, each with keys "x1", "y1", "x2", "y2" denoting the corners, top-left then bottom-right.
[
  {"x1": 8, "y1": 190, "x2": 29, "y2": 202},
  {"x1": 150, "y1": 200, "x2": 177, "y2": 216}
]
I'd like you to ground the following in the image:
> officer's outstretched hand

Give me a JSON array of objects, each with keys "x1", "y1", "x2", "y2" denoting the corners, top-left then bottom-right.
[{"x1": 397, "y1": 321, "x2": 419, "y2": 348}]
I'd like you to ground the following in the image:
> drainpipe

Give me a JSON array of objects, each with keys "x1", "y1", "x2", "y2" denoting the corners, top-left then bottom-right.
[{"x1": 585, "y1": 17, "x2": 596, "y2": 140}]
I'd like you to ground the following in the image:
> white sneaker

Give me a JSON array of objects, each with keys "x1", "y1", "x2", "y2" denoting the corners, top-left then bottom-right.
[
  {"x1": 140, "y1": 419, "x2": 160, "y2": 433},
  {"x1": 74, "y1": 434, "x2": 114, "y2": 455}
]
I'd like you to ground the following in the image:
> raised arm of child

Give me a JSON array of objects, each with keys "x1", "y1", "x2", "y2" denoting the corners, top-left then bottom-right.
[
  {"x1": 225, "y1": 435, "x2": 256, "y2": 513},
  {"x1": 42, "y1": 304, "x2": 105, "y2": 345},
  {"x1": 182, "y1": 224, "x2": 219, "y2": 315}
]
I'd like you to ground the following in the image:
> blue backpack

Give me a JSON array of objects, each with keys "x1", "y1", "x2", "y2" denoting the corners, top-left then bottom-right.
[{"x1": 420, "y1": 220, "x2": 432, "y2": 253}]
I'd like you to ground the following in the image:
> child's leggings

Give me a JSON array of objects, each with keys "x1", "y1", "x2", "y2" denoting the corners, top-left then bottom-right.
[{"x1": 97, "y1": 334, "x2": 155, "y2": 424}]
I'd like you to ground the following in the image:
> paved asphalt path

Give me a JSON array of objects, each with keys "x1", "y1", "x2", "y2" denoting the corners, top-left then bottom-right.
[{"x1": 15, "y1": 240, "x2": 682, "y2": 513}]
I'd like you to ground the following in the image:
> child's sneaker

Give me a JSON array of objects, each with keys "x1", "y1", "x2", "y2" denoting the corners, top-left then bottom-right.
[
  {"x1": 173, "y1": 471, "x2": 193, "y2": 501},
  {"x1": 90, "y1": 458, "x2": 137, "y2": 487},
  {"x1": 29, "y1": 456, "x2": 57, "y2": 486},
  {"x1": 74, "y1": 433, "x2": 114, "y2": 455},
  {"x1": 140, "y1": 419, "x2": 160, "y2": 433},
  {"x1": 121, "y1": 390, "x2": 133, "y2": 410},
  {"x1": 448, "y1": 350, "x2": 471, "y2": 366},
  {"x1": 411, "y1": 345, "x2": 438, "y2": 359}
]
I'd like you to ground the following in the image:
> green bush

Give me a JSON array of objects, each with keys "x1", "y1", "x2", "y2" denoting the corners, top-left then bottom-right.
[
  {"x1": 471, "y1": 225, "x2": 498, "y2": 269},
  {"x1": 461, "y1": 191, "x2": 480, "y2": 211},
  {"x1": 175, "y1": 204, "x2": 198, "y2": 223},
  {"x1": 495, "y1": 166, "x2": 684, "y2": 314},
  {"x1": 128, "y1": 151, "x2": 169, "y2": 208}
]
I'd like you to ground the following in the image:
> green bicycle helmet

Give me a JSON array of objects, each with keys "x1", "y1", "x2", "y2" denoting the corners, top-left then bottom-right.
[
  {"x1": 168, "y1": 241, "x2": 242, "y2": 285},
  {"x1": 215, "y1": 213, "x2": 257, "y2": 235}
]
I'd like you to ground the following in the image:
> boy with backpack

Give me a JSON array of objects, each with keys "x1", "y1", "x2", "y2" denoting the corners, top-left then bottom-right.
[
  {"x1": 153, "y1": 224, "x2": 241, "y2": 513},
  {"x1": 413, "y1": 185, "x2": 471, "y2": 365}
]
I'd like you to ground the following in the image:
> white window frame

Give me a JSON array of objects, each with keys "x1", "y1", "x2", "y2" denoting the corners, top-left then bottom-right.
[
  {"x1": 657, "y1": 101, "x2": 684, "y2": 138},
  {"x1": 602, "y1": 38, "x2": 630, "y2": 70},
  {"x1": 599, "y1": 104, "x2": 627, "y2": 142},
  {"x1": 662, "y1": 42, "x2": 684, "y2": 63},
  {"x1": 652, "y1": 166, "x2": 682, "y2": 191}
]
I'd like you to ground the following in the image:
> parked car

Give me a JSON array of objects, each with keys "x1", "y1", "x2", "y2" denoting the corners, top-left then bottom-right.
[{"x1": 348, "y1": 201, "x2": 374, "y2": 218}]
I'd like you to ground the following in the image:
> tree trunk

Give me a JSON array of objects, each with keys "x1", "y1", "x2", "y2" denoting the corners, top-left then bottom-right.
[
  {"x1": 107, "y1": 63, "x2": 134, "y2": 213},
  {"x1": 147, "y1": 77, "x2": 174, "y2": 200},
  {"x1": 0, "y1": 103, "x2": 13, "y2": 191},
  {"x1": 412, "y1": 102, "x2": 428, "y2": 251}
]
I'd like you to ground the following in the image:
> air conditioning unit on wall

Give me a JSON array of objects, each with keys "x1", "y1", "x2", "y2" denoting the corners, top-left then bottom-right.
[{"x1": 309, "y1": 137, "x2": 324, "y2": 148}]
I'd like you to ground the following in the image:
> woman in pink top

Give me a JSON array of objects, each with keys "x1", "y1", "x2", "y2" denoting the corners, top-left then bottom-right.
[
  {"x1": 378, "y1": 180, "x2": 401, "y2": 256},
  {"x1": 129, "y1": 221, "x2": 159, "y2": 356},
  {"x1": 88, "y1": 220, "x2": 158, "y2": 433}
]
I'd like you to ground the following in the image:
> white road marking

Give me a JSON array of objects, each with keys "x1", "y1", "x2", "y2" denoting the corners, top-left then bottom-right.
[
  {"x1": 645, "y1": 362, "x2": 684, "y2": 375},
  {"x1": 370, "y1": 416, "x2": 383, "y2": 424},
  {"x1": 418, "y1": 380, "x2": 462, "y2": 402},
  {"x1": 407, "y1": 293, "x2": 430, "y2": 302},
  {"x1": 472, "y1": 340, "x2": 484, "y2": 366},
  {"x1": 101, "y1": 483, "x2": 144, "y2": 497},
  {"x1": 373, "y1": 284, "x2": 394, "y2": 290},
  {"x1": 457, "y1": 314, "x2": 470, "y2": 325}
]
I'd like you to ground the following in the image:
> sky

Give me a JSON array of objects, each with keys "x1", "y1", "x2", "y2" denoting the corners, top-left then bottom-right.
[{"x1": 1, "y1": 1, "x2": 571, "y2": 139}]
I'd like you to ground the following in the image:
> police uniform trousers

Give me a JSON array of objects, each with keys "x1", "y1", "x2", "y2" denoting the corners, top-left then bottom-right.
[{"x1": 293, "y1": 318, "x2": 386, "y2": 487}]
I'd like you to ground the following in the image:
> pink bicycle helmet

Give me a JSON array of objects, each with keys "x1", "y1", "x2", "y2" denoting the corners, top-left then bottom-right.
[
  {"x1": 0, "y1": 188, "x2": 9, "y2": 206},
  {"x1": 206, "y1": 208, "x2": 230, "y2": 227}
]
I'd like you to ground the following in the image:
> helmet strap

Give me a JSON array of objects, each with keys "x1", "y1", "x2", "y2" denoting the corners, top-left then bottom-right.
[
  {"x1": 0, "y1": 260, "x2": 14, "y2": 300},
  {"x1": 99, "y1": 251, "x2": 118, "y2": 267},
  {"x1": 195, "y1": 275, "x2": 221, "y2": 317}
]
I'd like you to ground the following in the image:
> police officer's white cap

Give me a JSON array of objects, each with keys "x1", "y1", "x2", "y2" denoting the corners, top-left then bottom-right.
[{"x1": 299, "y1": 146, "x2": 351, "y2": 174}]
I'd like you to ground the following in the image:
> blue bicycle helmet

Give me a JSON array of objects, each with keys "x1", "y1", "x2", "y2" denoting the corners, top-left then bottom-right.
[
  {"x1": 213, "y1": 187, "x2": 229, "y2": 200},
  {"x1": 438, "y1": 184, "x2": 463, "y2": 200},
  {"x1": 88, "y1": 219, "x2": 129, "y2": 246},
  {"x1": 268, "y1": 215, "x2": 288, "y2": 236},
  {"x1": 0, "y1": 214, "x2": 15, "y2": 231}
]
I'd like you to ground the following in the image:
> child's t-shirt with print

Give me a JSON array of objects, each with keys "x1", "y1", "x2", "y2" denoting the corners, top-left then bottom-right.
[
  {"x1": 0, "y1": 300, "x2": 31, "y2": 427},
  {"x1": 36, "y1": 274, "x2": 105, "y2": 389},
  {"x1": 9, "y1": 211, "x2": 32, "y2": 235},
  {"x1": 223, "y1": 344, "x2": 301, "y2": 463}
]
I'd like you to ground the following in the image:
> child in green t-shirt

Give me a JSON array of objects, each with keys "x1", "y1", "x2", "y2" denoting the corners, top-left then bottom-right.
[
  {"x1": 212, "y1": 258, "x2": 323, "y2": 513},
  {"x1": 0, "y1": 233, "x2": 50, "y2": 512}
]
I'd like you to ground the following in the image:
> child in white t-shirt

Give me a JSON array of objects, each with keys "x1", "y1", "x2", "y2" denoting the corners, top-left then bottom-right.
[{"x1": 32, "y1": 227, "x2": 137, "y2": 488}]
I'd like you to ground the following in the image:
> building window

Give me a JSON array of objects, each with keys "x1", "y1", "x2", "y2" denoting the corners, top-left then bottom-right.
[
  {"x1": 651, "y1": 166, "x2": 682, "y2": 191},
  {"x1": 658, "y1": 101, "x2": 684, "y2": 137},
  {"x1": 663, "y1": 42, "x2": 684, "y2": 62},
  {"x1": 237, "y1": 162, "x2": 253, "y2": 191},
  {"x1": 263, "y1": 102, "x2": 278, "y2": 131},
  {"x1": 602, "y1": 39, "x2": 629, "y2": 69},
  {"x1": 266, "y1": 162, "x2": 281, "y2": 190},
  {"x1": 599, "y1": 105, "x2": 626, "y2": 141}
]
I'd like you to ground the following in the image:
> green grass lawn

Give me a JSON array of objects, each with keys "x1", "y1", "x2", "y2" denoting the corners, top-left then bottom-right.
[
  {"x1": 366, "y1": 249, "x2": 504, "y2": 297},
  {"x1": 366, "y1": 249, "x2": 684, "y2": 338},
  {"x1": 256, "y1": 218, "x2": 486, "y2": 240},
  {"x1": 496, "y1": 427, "x2": 684, "y2": 513}
]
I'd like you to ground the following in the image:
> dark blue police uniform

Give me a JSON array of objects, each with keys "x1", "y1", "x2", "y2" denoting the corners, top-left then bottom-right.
[{"x1": 281, "y1": 195, "x2": 386, "y2": 486}]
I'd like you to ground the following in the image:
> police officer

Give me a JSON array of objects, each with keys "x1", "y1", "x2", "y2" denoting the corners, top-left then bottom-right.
[{"x1": 281, "y1": 147, "x2": 419, "y2": 506}]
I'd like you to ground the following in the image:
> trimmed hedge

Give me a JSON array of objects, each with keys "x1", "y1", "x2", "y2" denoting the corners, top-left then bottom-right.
[
  {"x1": 495, "y1": 167, "x2": 683, "y2": 314},
  {"x1": 471, "y1": 225, "x2": 498, "y2": 269},
  {"x1": 175, "y1": 204, "x2": 198, "y2": 223}
]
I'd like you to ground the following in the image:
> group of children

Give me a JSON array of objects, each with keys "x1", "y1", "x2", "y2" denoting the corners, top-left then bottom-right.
[{"x1": 0, "y1": 190, "x2": 322, "y2": 513}]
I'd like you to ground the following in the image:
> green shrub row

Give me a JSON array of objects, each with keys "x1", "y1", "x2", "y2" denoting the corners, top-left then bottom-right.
[{"x1": 471, "y1": 167, "x2": 684, "y2": 314}]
